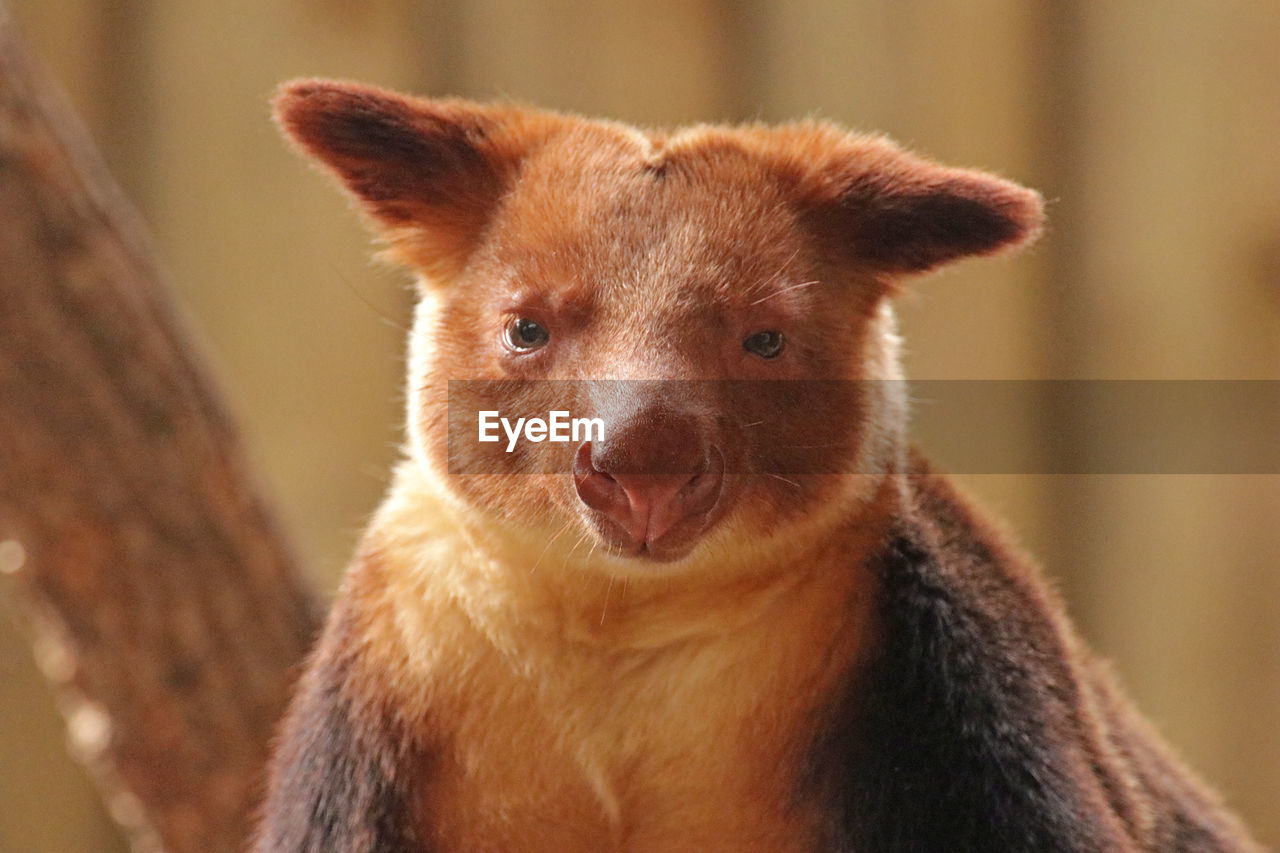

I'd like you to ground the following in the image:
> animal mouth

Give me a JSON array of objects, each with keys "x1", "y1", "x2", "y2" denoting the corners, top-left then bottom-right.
[{"x1": 574, "y1": 444, "x2": 726, "y2": 562}]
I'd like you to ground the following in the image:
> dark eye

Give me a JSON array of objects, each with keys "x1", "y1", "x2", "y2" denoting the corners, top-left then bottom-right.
[
  {"x1": 504, "y1": 317, "x2": 550, "y2": 352},
  {"x1": 743, "y1": 330, "x2": 785, "y2": 359}
]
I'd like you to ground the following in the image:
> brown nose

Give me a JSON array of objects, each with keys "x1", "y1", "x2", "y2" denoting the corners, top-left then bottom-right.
[{"x1": 573, "y1": 440, "x2": 722, "y2": 547}]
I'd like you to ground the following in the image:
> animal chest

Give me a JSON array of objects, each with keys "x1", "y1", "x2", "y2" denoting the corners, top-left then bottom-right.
[{"x1": 375, "y1": 548, "x2": 873, "y2": 853}]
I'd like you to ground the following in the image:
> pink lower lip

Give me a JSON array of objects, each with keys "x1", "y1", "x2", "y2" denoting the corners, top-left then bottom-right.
[{"x1": 597, "y1": 510, "x2": 715, "y2": 563}]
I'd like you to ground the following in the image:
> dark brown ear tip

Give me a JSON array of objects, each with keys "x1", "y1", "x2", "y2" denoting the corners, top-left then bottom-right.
[
  {"x1": 950, "y1": 174, "x2": 1045, "y2": 259},
  {"x1": 271, "y1": 78, "x2": 379, "y2": 133},
  {"x1": 272, "y1": 79, "x2": 334, "y2": 134},
  {"x1": 274, "y1": 77, "x2": 332, "y2": 107},
  {"x1": 996, "y1": 183, "x2": 1047, "y2": 250},
  {"x1": 271, "y1": 79, "x2": 419, "y2": 165},
  {"x1": 1012, "y1": 183, "x2": 1046, "y2": 228}
]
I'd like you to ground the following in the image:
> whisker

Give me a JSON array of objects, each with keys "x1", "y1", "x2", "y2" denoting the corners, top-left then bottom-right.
[
  {"x1": 766, "y1": 473, "x2": 803, "y2": 489},
  {"x1": 327, "y1": 263, "x2": 411, "y2": 332},
  {"x1": 600, "y1": 575, "x2": 614, "y2": 626},
  {"x1": 744, "y1": 248, "x2": 801, "y2": 297},
  {"x1": 750, "y1": 279, "x2": 820, "y2": 306},
  {"x1": 531, "y1": 520, "x2": 574, "y2": 574},
  {"x1": 561, "y1": 530, "x2": 591, "y2": 573},
  {"x1": 780, "y1": 442, "x2": 845, "y2": 450}
]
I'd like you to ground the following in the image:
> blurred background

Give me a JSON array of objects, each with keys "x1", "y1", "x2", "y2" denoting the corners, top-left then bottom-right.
[{"x1": 1, "y1": 1, "x2": 1276, "y2": 849}]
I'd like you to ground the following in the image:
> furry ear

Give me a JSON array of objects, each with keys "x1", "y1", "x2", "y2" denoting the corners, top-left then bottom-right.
[
  {"x1": 762, "y1": 125, "x2": 1044, "y2": 276},
  {"x1": 273, "y1": 79, "x2": 543, "y2": 277}
]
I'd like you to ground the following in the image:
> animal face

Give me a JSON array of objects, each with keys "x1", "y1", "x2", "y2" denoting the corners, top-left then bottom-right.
[{"x1": 275, "y1": 80, "x2": 1042, "y2": 572}]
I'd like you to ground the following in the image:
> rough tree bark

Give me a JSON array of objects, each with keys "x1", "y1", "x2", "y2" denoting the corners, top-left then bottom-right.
[{"x1": 0, "y1": 7, "x2": 321, "y2": 852}]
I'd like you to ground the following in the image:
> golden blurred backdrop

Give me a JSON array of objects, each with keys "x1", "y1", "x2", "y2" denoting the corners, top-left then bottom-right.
[{"x1": 1, "y1": 2, "x2": 1277, "y2": 850}]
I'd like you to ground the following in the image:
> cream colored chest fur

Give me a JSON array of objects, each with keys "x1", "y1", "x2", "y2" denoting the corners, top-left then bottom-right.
[{"x1": 356, "y1": 468, "x2": 882, "y2": 853}]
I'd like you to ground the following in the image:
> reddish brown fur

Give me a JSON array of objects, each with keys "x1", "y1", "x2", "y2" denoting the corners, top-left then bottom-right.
[{"x1": 257, "y1": 80, "x2": 1262, "y2": 852}]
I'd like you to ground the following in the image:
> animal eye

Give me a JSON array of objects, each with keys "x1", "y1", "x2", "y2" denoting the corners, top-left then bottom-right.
[
  {"x1": 504, "y1": 317, "x2": 550, "y2": 351},
  {"x1": 743, "y1": 330, "x2": 785, "y2": 359}
]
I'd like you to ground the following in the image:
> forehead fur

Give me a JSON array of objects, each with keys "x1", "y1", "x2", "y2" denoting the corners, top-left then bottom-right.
[{"x1": 478, "y1": 123, "x2": 812, "y2": 305}]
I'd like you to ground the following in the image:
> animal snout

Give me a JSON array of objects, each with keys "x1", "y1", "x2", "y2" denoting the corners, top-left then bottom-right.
[{"x1": 572, "y1": 412, "x2": 723, "y2": 550}]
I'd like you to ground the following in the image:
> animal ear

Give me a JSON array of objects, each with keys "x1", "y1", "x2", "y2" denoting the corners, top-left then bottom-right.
[
  {"x1": 768, "y1": 126, "x2": 1044, "y2": 276},
  {"x1": 273, "y1": 79, "x2": 542, "y2": 277}
]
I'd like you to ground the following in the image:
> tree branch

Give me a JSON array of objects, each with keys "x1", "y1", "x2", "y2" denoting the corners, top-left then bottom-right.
[{"x1": 0, "y1": 7, "x2": 320, "y2": 851}]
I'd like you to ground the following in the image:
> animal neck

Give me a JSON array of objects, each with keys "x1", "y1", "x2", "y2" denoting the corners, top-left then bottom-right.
[{"x1": 373, "y1": 460, "x2": 899, "y2": 661}]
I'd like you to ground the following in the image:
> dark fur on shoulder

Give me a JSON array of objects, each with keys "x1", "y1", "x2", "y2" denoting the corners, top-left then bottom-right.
[
  {"x1": 254, "y1": 602, "x2": 423, "y2": 852},
  {"x1": 809, "y1": 456, "x2": 1259, "y2": 852}
]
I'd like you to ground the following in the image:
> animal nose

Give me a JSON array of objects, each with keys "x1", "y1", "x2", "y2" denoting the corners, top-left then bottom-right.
[{"x1": 573, "y1": 441, "x2": 723, "y2": 547}]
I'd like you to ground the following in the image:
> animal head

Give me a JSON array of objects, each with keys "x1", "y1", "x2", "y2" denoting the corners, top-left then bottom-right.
[{"x1": 275, "y1": 79, "x2": 1042, "y2": 574}]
